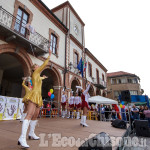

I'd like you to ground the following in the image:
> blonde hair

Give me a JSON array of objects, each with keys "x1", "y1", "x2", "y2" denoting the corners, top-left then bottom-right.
[{"x1": 31, "y1": 64, "x2": 38, "y2": 75}]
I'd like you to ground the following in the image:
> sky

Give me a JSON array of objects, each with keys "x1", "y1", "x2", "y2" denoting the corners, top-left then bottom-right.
[{"x1": 42, "y1": 0, "x2": 150, "y2": 97}]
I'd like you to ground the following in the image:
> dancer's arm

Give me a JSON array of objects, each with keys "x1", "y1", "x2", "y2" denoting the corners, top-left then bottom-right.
[
  {"x1": 40, "y1": 75, "x2": 48, "y2": 80},
  {"x1": 22, "y1": 79, "x2": 28, "y2": 89},
  {"x1": 36, "y1": 50, "x2": 51, "y2": 73},
  {"x1": 83, "y1": 83, "x2": 91, "y2": 95}
]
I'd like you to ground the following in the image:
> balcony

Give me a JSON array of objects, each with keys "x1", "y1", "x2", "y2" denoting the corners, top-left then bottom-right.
[
  {"x1": 92, "y1": 77, "x2": 106, "y2": 89},
  {"x1": 0, "y1": 6, "x2": 49, "y2": 56}
]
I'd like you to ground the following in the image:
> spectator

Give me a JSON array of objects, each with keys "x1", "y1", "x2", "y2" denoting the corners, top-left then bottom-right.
[
  {"x1": 105, "y1": 105, "x2": 109, "y2": 121},
  {"x1": 131, "y1": 105, "x2": 139, "y2": 120},
  {"x1": 46, "y1": 102, "x2": 51, "y2": 117},
  {"x1": 125, "y1": 108, "x2": 129, "y2": 121},
  {"x1": 97, "y1": 104, "x2": 100, "y2": 121},
  {"x1": 100, "y1": 104, "x2": 105, "y2": 121},
  {"x1": 108, "y1": 105, "x2": 111, "y2": 120},
  {"x1": 139, "y1": 106, "x2": 145, "y2": 120},
  {"x1": 144, "y1": 106, "x2": 150, "y2": 128},
  {"x1": 144, "y1": 106, "x2": 148, "y2": 110},
  {"x1": 111, "y1": 106, "x2": 116, "y2": 120}
]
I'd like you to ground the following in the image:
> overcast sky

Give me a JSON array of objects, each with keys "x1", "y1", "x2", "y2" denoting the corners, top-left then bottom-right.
[{"x1": 42, "y1": 0, "x2": 150, "y2": 97}]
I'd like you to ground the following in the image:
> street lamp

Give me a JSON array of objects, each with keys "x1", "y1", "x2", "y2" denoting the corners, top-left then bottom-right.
[{"x1": 62, "y1": 62, "x2": 73, "y2": 74}]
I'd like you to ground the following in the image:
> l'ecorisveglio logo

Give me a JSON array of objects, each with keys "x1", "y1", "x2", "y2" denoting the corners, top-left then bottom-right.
[
  {"x1": 9, "y1": 99, "x2": 17, "y2": 103},
  {"x1": 38, "y1": 133, "x2": 147, "y2": 148},
  {"x1": 0, "y1": 98, "x2": 4, "y2": 102}
]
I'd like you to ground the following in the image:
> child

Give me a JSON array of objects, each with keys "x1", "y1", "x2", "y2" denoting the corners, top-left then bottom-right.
[
  {"x1": 67, "y1": 91, "x2": 75, "y2": 118},
  {"x1": 74, "y1": 91, "x2": 81, "y2": 119},
  {"x1": 61, "y1": 89, "x2": 67, "y2": 118}
]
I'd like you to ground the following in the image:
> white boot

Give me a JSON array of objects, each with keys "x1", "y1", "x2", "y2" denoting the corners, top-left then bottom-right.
[
  {"x1": 72, "y1": 111, "x2": 75, "y2": 119},
  {"x1": 28, "y1": 120, "x2": 40, "y2": 140},
  {"x1": 65, "y1": 110, "x2": 67, "y2": 118},
  {"x1": 20, "y1": 113, "x2": 27, "y2": 122},
  {"x1": 18, "y1": 119, "x2": 30, "y2": 148},
  {"x1": 76, "y1": 112, "x2": 80, "y2": 119},
  {"x1": 67, "y1": 111, "x2": 70, "y2": 119},
  {"x1": 82, "y1": 116, "x2": 88, "y2": 127},
  {"x1": 62, "y1": 111, "x2": 64, "y2": 118},
  {"x1": 80, "y1": 115, "x2": 83, "y2": 125}
]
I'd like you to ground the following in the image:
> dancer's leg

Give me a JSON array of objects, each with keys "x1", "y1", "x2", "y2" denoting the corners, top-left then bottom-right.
[
  {"x1": 76, "y1": 108, "x2": 80, "y2": 119},
  {"x1": 62, "y1": 105, "x2": 65, "y2": 118},
  {"x1": 23, "y1": 103, "x2": 28, "y2": 113},
  {"x1": 18, "y1": 101, "x2": 36, "y2": 148},
  {"x1": 28, "y1": 107, "x2": 40, "y2": 140},
  {"x1": 20, "y1": 103, "x2": 28, "y2": 122},
  {"x1": 82, "y1": 107, "x2": 88, "y2": 127},
  {"x1": 25, "y1": 101, "x2": 36, "y2": 120}
]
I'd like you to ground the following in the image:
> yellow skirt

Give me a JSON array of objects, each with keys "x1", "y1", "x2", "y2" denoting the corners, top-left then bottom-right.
[{"x1": 26, "y1": 91, "x2": 43, "y2": 107}]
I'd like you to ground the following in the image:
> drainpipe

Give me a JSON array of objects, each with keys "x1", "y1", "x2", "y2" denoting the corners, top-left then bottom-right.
[{"x1": 64, "y1": 33, "x2": 67, "y2": 89}]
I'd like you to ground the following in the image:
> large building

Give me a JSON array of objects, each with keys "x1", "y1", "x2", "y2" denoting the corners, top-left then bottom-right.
[
  {"x1": 107, "y1": 71, "x2": 143, "y2": 101},
  {"x1": 0, "y1": 0, "x2": 107, "y2": 105}
]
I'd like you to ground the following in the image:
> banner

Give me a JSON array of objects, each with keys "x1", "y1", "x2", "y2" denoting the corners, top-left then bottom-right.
[
  {"x1": 3, "y1": 97, "x2": 19, "y2": 120},
  {"x1": 0, "y1": 96, "x2": 7, "y2": 120},
  {"x1": 16, "y1": 98, "x2": 24, "y2": 120}
]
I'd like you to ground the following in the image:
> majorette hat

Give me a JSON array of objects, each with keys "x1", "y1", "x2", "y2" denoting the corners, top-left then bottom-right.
[
  {"x1": 62, "y1": 88, "x2": 65, "y2": 92},
  {"x1": 76, "y1": 86, "x2": 83, "y2": 90}
]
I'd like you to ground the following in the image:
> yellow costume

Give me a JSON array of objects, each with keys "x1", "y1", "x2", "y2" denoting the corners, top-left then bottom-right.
[
  {"x1": 22, "y1": 80, "x2": 31, "y2": 104},
  {"x1": 26, "y1": 56, "x2": 50, "y2": 107}
]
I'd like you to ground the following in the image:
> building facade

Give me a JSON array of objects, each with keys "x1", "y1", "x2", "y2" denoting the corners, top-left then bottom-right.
[
  {"x1": 107, "y1": 71, "x2": 143, "y2": 101},
  {"x1": 0, "y1": 0, "x2": 107, "y2": 105}
]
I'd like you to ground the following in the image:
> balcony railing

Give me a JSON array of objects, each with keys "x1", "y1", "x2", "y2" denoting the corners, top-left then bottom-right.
[
  {"x1": 92, "y1": 77, "x2": 107, "y2": 89},
  {"x1": 0, "y1": 6, "x2": 49, "y2": 55}
]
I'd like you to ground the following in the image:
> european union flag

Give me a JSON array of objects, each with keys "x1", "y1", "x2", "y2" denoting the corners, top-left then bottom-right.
[{"x1": 77, "y1": 58, "x2": 84, "y2": 78}]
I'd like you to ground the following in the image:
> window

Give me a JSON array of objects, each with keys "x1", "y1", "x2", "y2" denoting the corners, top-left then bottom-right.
[
  {"x1": 74, "y1": 52, "x2": 78, "y2": 68},
  {"x1": 117, "y1": 79, "x2": 121, "y2": 84},
  {"x1": 133, "y1": 78, "x2": 138, "y2": 84},
  {"x1": 111, "y1": 78, "x2": 117, "y2": 84},
  {"x1": 49, "y1": 29, "x2": 60, "y2": 57},
  {"x1": 121, "y1": 78, "x2": 126, "y2": 84},
  {"x1": 14, "y1": 8, "x2": 29, "y2": 36},
  {"x1": 102, "y1": 74, "x2": 105, "y2": 81},
  {"x1": 50, "y1": 34, "x2": 57, "y2": 54},
  {"x1": 96, "y1": 69, "x2": 99, "y2": 84},
  {"x1": 114, "y1": 91, "x2": 120, "y2": 99},
  {"x1": 128, "y1": 79, "x2": 132, "y2": 83},
  {"x1": 88, "y1": 63, "x2": 92, "y2": 77},
  {"x1": 130, "y1": 91, "x2": 138, "y2": 95}
]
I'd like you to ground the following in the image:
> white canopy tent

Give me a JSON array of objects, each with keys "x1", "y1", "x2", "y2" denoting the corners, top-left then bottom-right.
[{"x1": 88, "y1": 95, "x2": 118, "y2": 105}]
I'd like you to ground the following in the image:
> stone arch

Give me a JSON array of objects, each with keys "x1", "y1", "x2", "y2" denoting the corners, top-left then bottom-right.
[
  {"x1": 41, "y1": 66, "x2": 62, "y2": 106},
  {"x1": 0, "y1": 44, "x2": 33, "y2": 76},
  {"x1": 70, "y1": 76, "x2": 81, "y2": 93},
  {"x1": 89, "y1": 84, "x2": 95, "y2": 96},
  {"x1": 0, "y1": 44, "x2": 33, "y2": 97}
]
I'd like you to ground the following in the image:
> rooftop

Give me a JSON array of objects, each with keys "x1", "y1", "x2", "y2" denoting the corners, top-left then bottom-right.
[{"x1": 107, "y1": 71, "x2": 139, "y2": 78}]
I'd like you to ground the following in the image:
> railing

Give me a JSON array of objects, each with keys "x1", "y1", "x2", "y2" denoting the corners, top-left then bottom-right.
[
  {"x1": 39, "y1": 99, "x2": 61, "y2": 118},
  {"x1": 0, "y1": 6, "x2": 49, "y2": 53},
  {"x1": 99, "y1": 78, "x2": 107, "y2": 87},
  {"x1": 94, "y1": 77, "x2": 107, "y2": 88}
]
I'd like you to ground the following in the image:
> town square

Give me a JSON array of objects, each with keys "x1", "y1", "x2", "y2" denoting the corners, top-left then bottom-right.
[{"x1": 0, "y1": 0, "x2": 150, "y2": 150}]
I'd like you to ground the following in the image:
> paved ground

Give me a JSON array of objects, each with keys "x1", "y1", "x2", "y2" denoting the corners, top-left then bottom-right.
[{"x1": 0, "y1": 118, "x2": 126, "y2": 150}]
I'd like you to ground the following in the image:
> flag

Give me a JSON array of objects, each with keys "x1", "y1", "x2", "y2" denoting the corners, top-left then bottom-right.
[
  {"x1": 77, "y1": 58, "x2": 84, "y2": 78},
  {"x1": 84, "y1": 61, "x2": 87, "y2": 72}
]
